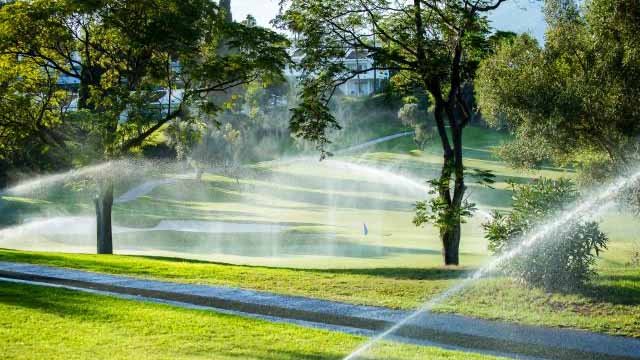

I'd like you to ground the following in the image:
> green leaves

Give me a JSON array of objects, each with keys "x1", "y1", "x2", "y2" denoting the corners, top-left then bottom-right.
[
  {"x1": 0, "y1": 0, "x2": 289, "y2": 164},
  {"x1": 414, "y1": 196, "x2": 477, "y2": 231},
  {"x1": 279, "y1": 0, "x2": 502, "y2": 179},
  {"x1": 290, "y1": 82, "x2": 341, "y2": 160},
  {"x1": 414, "y1": 176, "x2": 477, "y2": 232},
  {"x1": 483, "y1": 178, "x2": 608, "y2": 290},
  {"x1": 468, "y1": 167, "x2": 496, "y2": 189},
  {"x1": 477, "y1": 0, "x2": 640, "y2": 181},
  {"x1": 0, "y1": 49, "x2": 69, "y2": 163}
]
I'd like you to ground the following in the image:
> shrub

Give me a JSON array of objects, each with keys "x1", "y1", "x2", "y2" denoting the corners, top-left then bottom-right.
[{"x1": 483, "y1": 178, "x2": 608, "y2": 290}]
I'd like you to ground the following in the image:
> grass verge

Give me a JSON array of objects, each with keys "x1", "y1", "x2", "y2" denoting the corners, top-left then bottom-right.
[
  {"x1": 0, "y1": 281, "x2": 503, "y2": 360},
  {"x1": 0, "y1": 250, "x2": 637, "y2": 338}
]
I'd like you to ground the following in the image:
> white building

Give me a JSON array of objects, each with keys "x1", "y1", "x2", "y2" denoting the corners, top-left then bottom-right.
[
  {"x1": 338, "y1": 49, "x2": 389, "y2": 96},
  {"x1": 285, "y1": 48, "x2": 390, "y2": 97},
  {"x1": 56, "y1": 59, "x2": 180, "y2": 88},
  {"x1": 55, "y1": 56, "x2": 183, "y2": 122}
]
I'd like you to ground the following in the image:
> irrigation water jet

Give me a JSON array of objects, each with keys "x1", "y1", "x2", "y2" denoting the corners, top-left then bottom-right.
[
  {"x1": 323, "y1": 159, "x2": 429, "y2": 196},
  {"x1": 261, "y1": 131, "x2": 415, "y2": 168},
  {"x1": 1, "y1": 162, "x2": 117, "y2": 197},
  {"x1": 0, "y1": 158, "x2": 201, "y2": 199},
  {"x1": 335, "y1": 131, "x2": 415, "y2": 154},
  {"x1": 0, "y1": 217, "x2": 289, "y2": 237},
  {"x1": 344, "y1": 168, "x2": 640, "y2": 360},
  {"x1": 0, "y1": 132, "x2": 501, "y2": 265},
  {"x1": 114, "y1": 178, "x2": 177, "y2": 203}
]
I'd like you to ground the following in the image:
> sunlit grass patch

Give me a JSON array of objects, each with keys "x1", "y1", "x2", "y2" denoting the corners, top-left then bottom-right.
[
  {"x1": 0, "y1": 250, "x2": 638, "y2": 338},
  {"x1": 0, "y1": 281, "x2": 504, "y2": 360}
]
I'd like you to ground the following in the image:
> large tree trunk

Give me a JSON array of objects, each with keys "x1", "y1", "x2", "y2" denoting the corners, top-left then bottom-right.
[
  {"x1": 95, "y1": 182, "x2": 114, "y2": 254},
  {"x1": 441, "y1": 222, "x2": 461, "y2": 265},
  {"x1": 447, "y1": 100, "x2": 466, "y2": 266},
  {"x1": 425, "y1": 72, "x2": 469, "y2": 266},
  {"x1": 436, "y1": 156, "x2": 464, "y2": 266},
  {"x1": 431, "y1": 99, "x2": 467, "y2": 266},
  {"x1": 443, "y1": 176, "x2": 465, "y2": 266}
]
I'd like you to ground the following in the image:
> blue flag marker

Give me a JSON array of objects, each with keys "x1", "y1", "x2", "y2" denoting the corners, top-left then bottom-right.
[{"x1": 363, "y1": 223, "x2": 368, "y2": 236}]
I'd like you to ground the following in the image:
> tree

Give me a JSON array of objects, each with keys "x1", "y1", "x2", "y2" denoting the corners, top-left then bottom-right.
[
  {"x1": 477, "y1": 0, "x2": 640, "y2": 182},
  {"x1": 0, "y1": 47, "x2": 72, "y2": 188},
  {"x1": 277, "y1": 0, "x2": 504, "y2": 265},
  {"x1": 397, "y1": 96, "x2": 434, "y2": 149},
  {"x1": 483, "y1": 178, "x2": 608, "y2": 290},
  {"x1": 0, "y1": 0, "x2": 289, "y2": 253},
  {"x1": 219, "y1": 0, "x2": 233, "y2": 23}
]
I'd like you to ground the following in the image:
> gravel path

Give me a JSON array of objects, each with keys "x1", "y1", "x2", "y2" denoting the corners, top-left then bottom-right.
[{"x1": 0, "y1": 261, "x2": 638, "y2": 360}]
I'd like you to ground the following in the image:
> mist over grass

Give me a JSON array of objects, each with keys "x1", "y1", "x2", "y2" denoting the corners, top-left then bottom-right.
[
  {"x1": 0, "y1": 125, "x2": 636, "y2": 270},
  {"x1": 1, "y1": 120, "x2": 639, "y2": 343}
]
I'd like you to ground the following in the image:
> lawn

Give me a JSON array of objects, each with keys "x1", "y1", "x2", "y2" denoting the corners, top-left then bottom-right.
[
  {"x1": 0, "y1": 281, "x2": 503, "y2": 360},
  {"x1": 1, "y1": 125, "x2": 638, "y2": 340},
  {"x1": 1, "y1": 249, "x2": 638, "y2": 339},
  {"x1": 0, "y1": 126, "x2": 583, "y2": 269}
]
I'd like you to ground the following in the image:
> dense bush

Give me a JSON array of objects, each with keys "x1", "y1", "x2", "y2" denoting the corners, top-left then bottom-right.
[{"x1": 483, "y1": 178, "x2": 608, "y2": 290}]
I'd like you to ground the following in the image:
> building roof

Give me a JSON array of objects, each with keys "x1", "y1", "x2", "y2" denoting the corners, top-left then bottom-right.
[{"x1": 344, "y1": 48, "x2": 370, "y2": 60}]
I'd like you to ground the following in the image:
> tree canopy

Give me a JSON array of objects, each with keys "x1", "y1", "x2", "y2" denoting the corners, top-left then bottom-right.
[
  {"x1": 0, "y1": 0, "x2": 289, "y2": 163},
  {"x1": 0, "y1": 0, "x2": 290, "y2": 253},
  {"x1": 477, "y1": 0, "x2": 640, "y2": 181},
  {"x1": 277, "y1": 0, "x2": 505, "y2": 265}
]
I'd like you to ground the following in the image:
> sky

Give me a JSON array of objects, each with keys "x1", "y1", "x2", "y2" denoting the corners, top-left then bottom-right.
[{"x1": 231, "y1": 0, "x2": 547, "y2": 43}]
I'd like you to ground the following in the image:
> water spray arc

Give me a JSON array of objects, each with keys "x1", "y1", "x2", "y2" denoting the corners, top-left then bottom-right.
[
  {"x1": 0, "y1": 159, "x2": 194, "y2": 199},
  {"x1": 344, "y1": 169, "x2": 640, "y2": 360},
  {"x1": 323, "y1": 159, "x2": 428, "y2": 196},
  {"x1": 335, "y1": 131, "x2": 415, "y2": 154},
  {"x1": 0, "y1": 162, "x2": 117, "y2": 197}
]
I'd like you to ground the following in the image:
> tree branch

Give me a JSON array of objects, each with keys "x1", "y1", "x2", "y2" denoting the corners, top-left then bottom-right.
[{"x1": 120, "y1": 107, "x2": 183, "y2": 152}]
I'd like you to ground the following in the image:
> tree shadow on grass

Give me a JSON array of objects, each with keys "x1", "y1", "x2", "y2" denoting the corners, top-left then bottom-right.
[
  {"x1": 512, "y1": 271, "x2": 640, "y2": 306},
  {"x1": 465, "y1": 185, "x2": 513, "y2": 209},
  {"x1": 221, "y1": 349, "x2": 413, "y2": 360},
  {"x1": 125, "y1": 252, "x2": 469, "y2": 281},
  {"x1": 0, "y1": 248, "x2": 470, "y2": 283},
  {"x1": 314, "y1": 267, "x2": 469, "y2": 281},
  {"x1": 120, "y1": 254, "x2": 469, "y2": 282},
  {"x1": 573, "y1": 272, "x2": 640, "y2": 305},
  {"x1": 0, "y1": 281, "x2": 108, "y2": 320}
]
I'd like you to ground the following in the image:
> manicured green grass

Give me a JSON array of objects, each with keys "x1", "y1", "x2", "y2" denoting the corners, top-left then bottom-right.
[
  {"x1": 440, "y1": 269, "x2": 640, "y2": 338},
  {"x1": 1, "y1": 125, "x2": 638, "y2": 340},
  {"x1": 0, "y1": 126, "x2": 577, "y2": 270},
  {"x1": 0, "y1": 281, "x2": 503, "y2": 360},
  {"x1": 1, "y1": 134, "x2": 509, "y2": 268},
  {"x1": 1, "y1": 249, "x2": 638, "y2": 338},
  {"x1": 0, "y1": 249, "x2": 466, "y2": 308}
]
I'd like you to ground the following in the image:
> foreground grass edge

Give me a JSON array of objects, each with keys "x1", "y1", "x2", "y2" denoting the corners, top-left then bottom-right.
[{"x1": 0, "y1": 249, "x2": 637, "y2": 339}]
